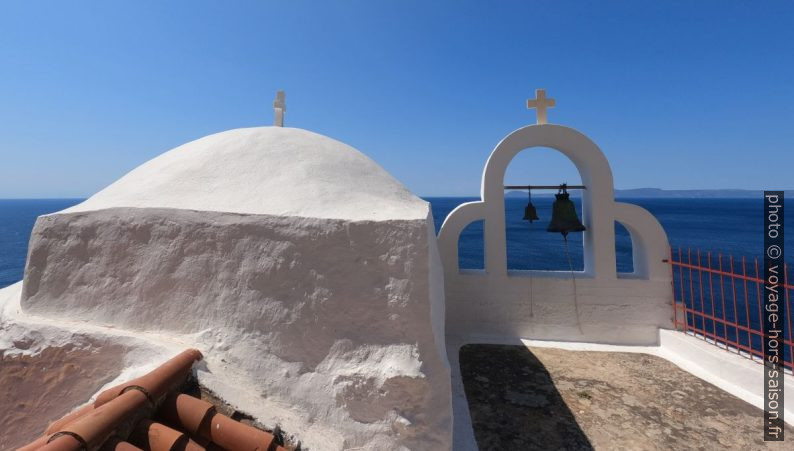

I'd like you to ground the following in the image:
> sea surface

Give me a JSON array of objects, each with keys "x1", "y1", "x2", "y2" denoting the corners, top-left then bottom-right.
[
  {"x1": 2, "y1": 197, "x2": 790, "y2": 289},
  {"x1": 426, "y1": 197, "x2": 793, "y2": 272},
  {"x1": 0, "y1": 199, "x2": 83, "y2": 288}
]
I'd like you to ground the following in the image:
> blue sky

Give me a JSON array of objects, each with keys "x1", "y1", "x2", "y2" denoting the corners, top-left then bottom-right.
[{"x1": 1, "y1": 1, "x2": 792, "y2": 197}]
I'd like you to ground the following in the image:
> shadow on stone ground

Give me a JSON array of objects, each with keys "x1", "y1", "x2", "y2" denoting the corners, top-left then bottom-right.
[
  {"x1": 460, "y1": 344, "x2": 793, "y2": 450},
  {"x1": 460, "y1": 344, "x2": 593, "y2": 450}
]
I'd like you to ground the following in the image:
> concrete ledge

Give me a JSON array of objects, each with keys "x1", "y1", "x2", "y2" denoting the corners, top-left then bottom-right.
[{"x1": 658, "y1": 328, "x2": 794, "y2": 426}]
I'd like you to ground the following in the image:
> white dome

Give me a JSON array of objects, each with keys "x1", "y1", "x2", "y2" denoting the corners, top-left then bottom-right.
[{"x1": 64, "y1": 127, "x2": 427, "y2": 221}]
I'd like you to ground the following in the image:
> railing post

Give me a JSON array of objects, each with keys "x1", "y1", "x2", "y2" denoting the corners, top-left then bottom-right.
[
  {"x1": 670, "y1": 246, "x2": 677, "y2": 329},
  {"x1": 707, "y1": 252, "x2": 716, "y2": 344},
  {"x1": 754, "y1": 257, "x2": 763, "y2": 356},
  {"x1": 730, "y1": 255, "x2": 739, "y2": 355},
  {"x1": 718, "y1": 253, "x2": 727, "y2": 345},
  {"x1": 697, "y1": 250, "x2": 704, "y2": 334},
  {"x1": 684, "y1": 248, "x2": 697, "y2": 336},
  {"x1": 742, "y1": 256, "x2": 751, "y2": 352},
  {"x1": 785, "y1": 263, "x2": 792, "y2": 371}
]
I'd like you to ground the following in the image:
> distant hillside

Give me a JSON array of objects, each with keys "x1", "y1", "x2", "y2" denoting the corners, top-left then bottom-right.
[{"x1": 504, "y1": 188, "x2": 793, "y2": 199}]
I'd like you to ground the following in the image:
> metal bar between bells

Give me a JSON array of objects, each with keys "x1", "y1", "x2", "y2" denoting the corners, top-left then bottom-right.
[{"x1": 504, "y1": 185, "x2": 587, "y2": 190}]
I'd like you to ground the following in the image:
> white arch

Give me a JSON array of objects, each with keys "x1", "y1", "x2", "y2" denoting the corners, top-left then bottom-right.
[{"x1": 438, "y1": 123, "x2": 669, "y2": 281}]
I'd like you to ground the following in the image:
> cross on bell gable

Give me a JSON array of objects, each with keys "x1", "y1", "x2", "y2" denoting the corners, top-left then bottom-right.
[{"x1": 526, "y1": 88, "x2": 555, "y2": 125}]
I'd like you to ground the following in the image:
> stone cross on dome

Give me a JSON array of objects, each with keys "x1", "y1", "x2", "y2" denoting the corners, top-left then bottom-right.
[
  {"x1": 526, "y1": 88, "x2": 555, "y2": 124},
  {"x1": 273, "y1": 90, "x2": 286, "y2": 127}
]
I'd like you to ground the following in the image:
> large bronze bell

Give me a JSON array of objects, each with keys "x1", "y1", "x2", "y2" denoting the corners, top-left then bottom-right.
[
  {"x1": 522, "y1": 188, "x2": 539, "y2": 222},
  {"x1": 547, "y1": 184, "x2": 586, "y2": 237}
]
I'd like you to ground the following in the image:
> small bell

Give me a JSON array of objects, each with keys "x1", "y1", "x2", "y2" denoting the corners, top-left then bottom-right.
[
  {"x1": 547, "y1": 184, "x2": 586, "y2": 237},
  {"x1": 523, "y1": 204, "x2": 539, "y2": 222},
  {"x1": 522, "y1": 187, "x2": 539, "y2": 222}
]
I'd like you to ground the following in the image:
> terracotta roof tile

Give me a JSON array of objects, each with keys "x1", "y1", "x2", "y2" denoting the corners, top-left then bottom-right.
[
  {"x1": 159, "y1": 394, "x2": 284, "y2": 451},
  {"x1": 94, "y1": 349, "x2": 203, "y2": 408},
  {"x1": 101, "y1": 437, "x2": 144, "y2": 451},
  {"x1": 17, "y1": 348, "x2": 289, "y2": 451},
  {"x1": 129, "y1": 419, "x2": 206, "y2": 451}
]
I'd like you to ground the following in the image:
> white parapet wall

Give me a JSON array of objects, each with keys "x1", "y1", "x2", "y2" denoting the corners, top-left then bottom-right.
[
  {"x1": 446, "y1": 271, "x2": 671, "y2": 345},
  {"x1": 438, "y1": 124, "x2": 673, "y2": 345}
]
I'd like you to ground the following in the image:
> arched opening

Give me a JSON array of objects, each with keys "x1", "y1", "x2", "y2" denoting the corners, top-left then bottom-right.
[
  {"x1": 503, "y1": 147, "x2": 584, "y2": 271},
  {"x1": 458, "y1": 220, "x2": 484, "y2": 270},
  {"x1": 615, "y1": 221, "x2": 634, "y2": 273}
]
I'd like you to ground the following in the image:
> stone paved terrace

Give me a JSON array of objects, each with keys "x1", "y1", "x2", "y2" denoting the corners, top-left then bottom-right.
[{"x1": 460, "y1": 344, "x2": 793, "y2": 450}]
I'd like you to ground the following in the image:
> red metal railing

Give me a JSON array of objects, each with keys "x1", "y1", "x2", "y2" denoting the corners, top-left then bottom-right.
[{"x1": 669, "y1": 248, "x2": 793, "y2": 371}]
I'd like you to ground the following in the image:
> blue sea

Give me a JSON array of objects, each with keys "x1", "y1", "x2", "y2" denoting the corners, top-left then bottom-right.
[
  {"x1": 2, "y1": 197, "x2": 791, "y2": 289},
  {"x1": 426, "y1": 197, "x2": 793, "y2": 272},
  {"x1": 0, "y1": 199, "x2": 84, "y2": 288}
]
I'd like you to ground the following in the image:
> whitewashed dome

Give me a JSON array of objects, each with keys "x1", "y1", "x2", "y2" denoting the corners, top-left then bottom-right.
[{"x1": 63, "y1": 127, "x2": 427, "y2": 221}]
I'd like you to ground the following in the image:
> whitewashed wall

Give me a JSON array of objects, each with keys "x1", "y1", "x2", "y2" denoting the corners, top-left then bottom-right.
[{"x1": 438, "y1": 124, "x2": 673, "y2": 345}]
